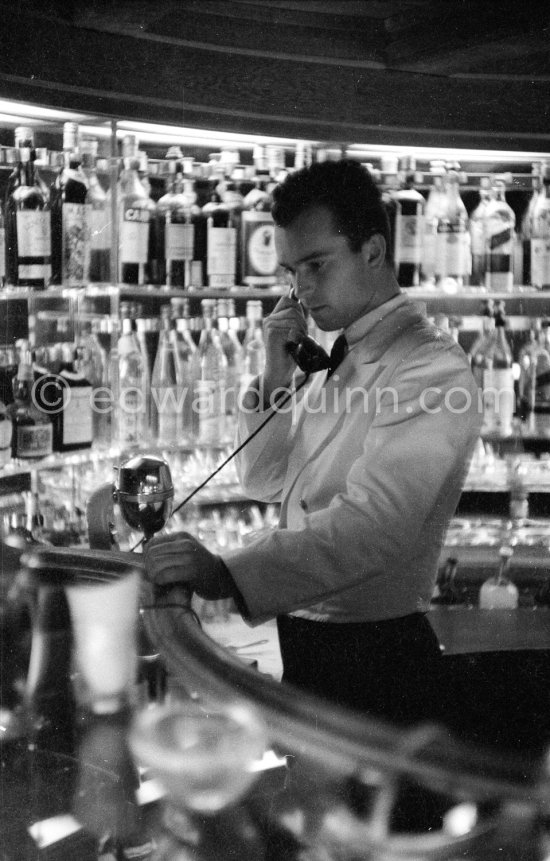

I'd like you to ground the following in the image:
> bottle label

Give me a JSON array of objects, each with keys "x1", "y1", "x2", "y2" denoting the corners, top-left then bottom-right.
[
  {"x1": 166, "y1": 223, "x2": 194, "y2": 260},
  {"x1": 531, "y1": 238, "x2": 550, "y2": 286},
  {"x1": 16, "y1": 210, "x2": 51, "y2": 257},
  {"x1": 395, "y1": 214, "x2": 422, "y2": 264},
  {"x1": 90, "y1": 208, "x2": 111, "y2": 250},
  {"x1": 16, "y1": 423, "x2": 53, "y2": 458},
  {"x1": 61, "y1": 385, "x2": 93, "y2": 446},
  {"x1": 207, "y1": 225, "x2": 236, "y2": 287},
  {"x1": 18, "y1": 263, "x2": 52, "y2": 280},
  {"x1": 63, "y1": 202, "x2": 91, "y2": 286},
  {"x1": 437, "y1": 222, "x2": 470, "y2": 277},
  {"x1": 482, "y1": 368, "x2": 515, "y2": 435},
  {"x1": 120, "y1": 210, "x2": 150, "y2": 264},
  {"x1": 242, "y1": 212, "x2": 278, "y2": 283},
  {"x1": 488, "y1": 227, "x2": 513, "y2": 253}
]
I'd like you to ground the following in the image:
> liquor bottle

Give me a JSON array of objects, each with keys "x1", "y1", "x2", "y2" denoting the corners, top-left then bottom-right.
[
  {"x1": 118, "y1": 158, "x2": 156, "y2": 286},
  {"x1": 5, "y1": 141, "x2": 52, "y2": 289},
  {"x1": 435, "y1": 169, "x2": 470, "y2": 289},
  {"x1": 392, "y1": 157, "x2": 425, "y2": 287},
  {"x1": 0, "y1": 398, "x2": 11, "y2": 468},
  {"x1": 485, "y1": 178, "x2": 516, "y2": 292},
  {"x1": 62, "y1": 153, "x2": 92, "y2": 287},
  {"x1": 203, "y1": 191, "x2": 238, "y2": 289},
  {"x1": 421, "y1": 172, "x2": 446, "y2": 285},
  {"x1": 135, "y1": 315, "x2": 158, "y2": 442},
  {"x1": 0, "y1": 345, "x2": 18, "y2": 406},
  {"x1": 517, "y1": 162, "x2": 542, "y2": 287},
  {"x1": 49, "y1": 344, "x2": 94, "y2": 452},
  {"x1": 157, "y1": 163, "x2": 203, "y2": 288},
  {"x1": 469, "y1": 177, "x2": 492, "y2": 287},
  {"x1": 241, "y1": 171, "x2": 279, "y2": 287},
  {"x1": 196, "y1": 299, "x2": 228, "y2": 445},
  {"x1": 217, "y1": 298, "x2": 244, "y2": 437},
  {"x1": 241, "y1": 300, "x2": 266, "y2": 392},
  {"x1": 6, "y1": 351, "x2": 53, "y2": 460},
  {"x1": 50, "y1": 121, "x2": 87, "y2": 286},
  {"x1": 151, "y1": 309, "x2": 180, "y2": 446},
  {"x1": 173, "y1": 308, "x2": 200, "y2": 443},
  {"x1": 116, "y1": 318, "x2": 147, "y2": 450},
  {"x1": 530, "y1": 164, "x2": 550, "y2": 289},
  {"x1": 0, "y1": 199, "x2": 5, "y2": 288},
  {"x1": 81, "y1": 138, "x2": 111, "y2": 283},
  {"x1": 139, "y1": 150, "x2": 163, "y2": 286},
  {"x1": 75, "y1": 319, "x2": 109, "y2": 446},
  {"x1": 517, "y1": 320, "x2": 548, "y2": 420},
  {"x1": 481, "y1": 305, "x2": 515, "y2": 437}
]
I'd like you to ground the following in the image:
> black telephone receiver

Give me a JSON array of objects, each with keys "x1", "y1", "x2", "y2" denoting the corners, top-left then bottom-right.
[{"x1": 285, "y1": 289, "x2": 331, "y2": 374}]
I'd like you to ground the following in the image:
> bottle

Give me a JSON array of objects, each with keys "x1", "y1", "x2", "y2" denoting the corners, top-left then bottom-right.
[
  {"x1": 435, "y1": 169, "x2": 470, "y2": 289},
  {"x1": 116, "y1": 318, "x2": 147, "y2": 450},
  {"x1": 240, "y1": 171, "x2": 279, "y2": 287},
  {"x1": 118, "y1": 157, "x2": 156, "y2": 286},
  {"x1": 392, "y1": 157, "x2": 425, "y2": 287},
  {"x1": 151, "y1": 309, "x2": 180, "y2": 447},
  {"x1": 48, "y1": 344, "x2": 94, "y2": 452},
  {"x1": 516, "y1": 320, "x2": 544, "y2": 418},
  {"x1": 75, "y1": 320, "x2": 109, "y2": 446},
  {"x1": 217, "y1": 298, "x2": 243, "y2": 437},
  {"x1": 135, "y1": 314, "x2": 159, "y2": 442},
  {"x1": 0, "y1": 200, "x2": 5, "y2": 288},
  {"x1": 530, "y1": 164, "x2": 550, "y2": 290},
  {"x1": 50, "y1": 121, "x2": 91, "y2": 287},
  {"x1": 421, "y1": 171, "x2": 446, "y2": 285},
  {"x1": 0, "y1": 345, "x2": 18, "y2": 407},
  {"x1": 469, "y1": 177, "x2": 492, "y2": 287},
  {"x1": 196, "y1": 299, "x2": 228, "y2": 445},
  {"x1": 81, "y1": 138, "x2": 111, "y2": 283},
  {"x1": 485, "y1": 178, "x2": 516, "y2": 292},
  {"x1": 517, "y1": 162, "x2": 542, "y2": 287},
  {"x1": 241, "y1": 300, "x2": 266, "y2": 392},
  {"x1": 157, "y1": 163, "x2": 202, "y2": 288},
  {"x1": 481, "y1": 305, "x2": 515, "y2": 437},
  {"x1": 173, "y1": 307, "x2": 200, "y2": 443},
  {"x1": 5, "y1": 141, "x2": 52, "y2": 289},
  {"x1": 0, "y1": 398, "x2": 11, "y2": 468},
  {"x1": 6, "y1": 351, "x2": 53, "y2": 460},
  {"x1": 203, "y1": 191, "x2": 238, "y2": 289}
]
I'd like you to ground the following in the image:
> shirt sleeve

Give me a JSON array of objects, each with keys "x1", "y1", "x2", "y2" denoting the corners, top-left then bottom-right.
[{"x1": 223, "y1": 342, "x2": 482, "y2": 624}]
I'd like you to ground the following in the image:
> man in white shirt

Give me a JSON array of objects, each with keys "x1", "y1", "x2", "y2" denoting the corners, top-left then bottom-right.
[{"x1": 144, "y1": 159, "x2": 481, "y2": 725}]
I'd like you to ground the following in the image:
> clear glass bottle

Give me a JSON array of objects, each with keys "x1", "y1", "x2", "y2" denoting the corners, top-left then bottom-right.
[
  {"x1": 469, "y1": 177, "x2": 492, "y2": 287},
  {"x1": 81, "y1": 138, "x2": 111, "y2": 283},
  {"x1": 135, "y1": 314, "x2": 159, "y2": 443},
  {"x1": 517, "y1": 161, "x2": 542, "y2": 287},
  {"x1": 217, "y1": 298, "x2": 244, "y2": 438},
  {"x1": 485, "y1": 178, "x2": 516, "y2": 292},
  {"x1": 241, "y1": 300, "x2": 266, "y2": 391},
  {"x1": 196, "y1": 299, "x2": 228, "y2": 445},
  {"x1": 151, "y1": 309, "x2": 180, "y2": 447},
  {"x1": 116, "y1": 317, "x2": 147, "y2": 451},
  {"x1": 479, "y1": 545, "x2": 518, "y2": 609},
  {"x1": 435, "y1": 169, "x2": 470, "y2": 289},
  {"x1": 75, "y1": 319, "x2": 109, "y2": 447},
  {"x1": 421, "y1": 172, "x2": 446, "y2": 285},
  {"x1": 174, "y1": 310, "x2": 200, "y2": 443},
  {"x1": 5, "y1": 142, "x2": 51, "y2": 289},
  {"x1": 392, "y1": 157, "x2": 425, "y2": 287},
  {"x1": 530, "y1": 163, "x2": 550, "y2": 290},
  {"x1": 481, "y1": 304, "x2": 515, "y2": 437},
  {"x1": 6, "y1": 351, "x2": 53, "y2": 460}
]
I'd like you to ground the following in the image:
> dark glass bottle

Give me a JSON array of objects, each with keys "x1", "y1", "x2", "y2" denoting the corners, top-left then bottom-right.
[
  {"x1": 50, "y1": 122, "x2": 83, "y2": 286},
  {"x1": 50, "y1": 345, "x2": 94, "y2": 452},
  {"x1": 203, "y1": 191, "x2": 238, "y2": 289},
  {"x1": 118, "y1": 158, "x2": 156, "y2": 286},
  {"x1": 392, "y1": 157, "x2": 425, "y2": 287},
  {"x1": 5, "y1": 144, "x2": 52, "y2": 289},
  {"x1": 6, "y1": 352, "x2": 53, "y2": 460}
]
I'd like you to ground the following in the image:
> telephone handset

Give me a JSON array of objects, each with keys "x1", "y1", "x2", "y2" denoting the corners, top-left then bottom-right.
[{"x1": 285, "y1": 289, "x2": 331, "y2": 374}]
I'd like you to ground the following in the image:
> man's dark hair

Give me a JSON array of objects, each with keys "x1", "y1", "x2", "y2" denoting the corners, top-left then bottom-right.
[{"x1": 271, "y1": 158, "x2": 392, "y2": 258}]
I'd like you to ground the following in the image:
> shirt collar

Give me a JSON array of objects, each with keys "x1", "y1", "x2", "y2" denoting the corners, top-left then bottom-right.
[{"x1": 343, "y1": 292, "x2": 408, "y2": 350}]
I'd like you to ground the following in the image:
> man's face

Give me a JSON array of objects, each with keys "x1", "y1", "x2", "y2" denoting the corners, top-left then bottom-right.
[{"x1": 274, "y1": 204, "x2": 378, "y2": 331}]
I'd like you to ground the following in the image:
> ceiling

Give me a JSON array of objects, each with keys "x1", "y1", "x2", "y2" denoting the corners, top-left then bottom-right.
[{"x1": 1, "y1": 1, "x2": 550, "y2": 151}]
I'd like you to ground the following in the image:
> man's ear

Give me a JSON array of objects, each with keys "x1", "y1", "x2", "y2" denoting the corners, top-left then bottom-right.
[{"x1": 362, "y1": 233, "x2": 386, "y2": 269}]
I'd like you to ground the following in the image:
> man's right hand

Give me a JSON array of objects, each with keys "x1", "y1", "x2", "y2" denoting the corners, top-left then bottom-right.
[{"x1": 262, "y1": 293, "x2": 308, "y2": 399}]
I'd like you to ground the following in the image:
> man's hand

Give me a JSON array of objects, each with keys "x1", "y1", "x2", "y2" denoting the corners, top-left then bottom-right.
[
  {"x1": 143, "y1": 531, "x2": 237, "y2": 601},
  {"x1": 262, "y1": 293, "x2": 308, "y2": 397}
]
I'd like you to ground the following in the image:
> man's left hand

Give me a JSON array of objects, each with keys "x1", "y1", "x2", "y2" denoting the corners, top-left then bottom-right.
[{"x1": 143, "y1": 531, "x2": 236, "y2": 601}]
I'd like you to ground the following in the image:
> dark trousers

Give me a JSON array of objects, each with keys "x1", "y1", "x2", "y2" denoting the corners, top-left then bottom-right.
[{"x1": 277, "y1": 612, "x2": 442, "y2": 726}]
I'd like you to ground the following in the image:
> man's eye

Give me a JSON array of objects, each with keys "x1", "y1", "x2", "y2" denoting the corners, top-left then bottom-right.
[{"x1": 306, "y1": 260, "x2": 325, "y2": 274}]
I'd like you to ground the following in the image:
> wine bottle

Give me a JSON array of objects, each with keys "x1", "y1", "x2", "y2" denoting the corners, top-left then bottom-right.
[
  {"x1": 203, "y1": 191, "x2": 238, "y2": 289},
  {"x1": 118, "y1": 158, "x2": 156, "y2": 286},
  {"x1": 81, "y1": 138, "x2": 111, "y2": 283},
  {"x1": 392, "y1": 157, "x2": 425, "y2": 288},
  {"x1": 6, "y1": 352, "x2": 53, "y2": 460},
  {"x1": 49, "y1": 344, "x2": 94, "y2": 452},
  {"x1": 5, "y1": 143, "x2": 52, "y2": 289}
]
